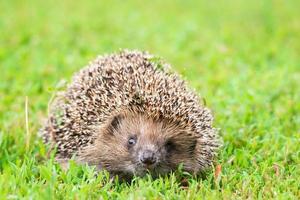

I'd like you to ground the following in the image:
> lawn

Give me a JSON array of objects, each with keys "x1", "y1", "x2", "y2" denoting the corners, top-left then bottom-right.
[{"x1": 0, "y1": 0, "x2": 299, "y2": 199}]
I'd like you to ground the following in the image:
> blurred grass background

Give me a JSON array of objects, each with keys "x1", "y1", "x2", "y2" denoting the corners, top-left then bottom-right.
[{"x1": 0, "y1": 0, "x2": 299, "y2": 199}]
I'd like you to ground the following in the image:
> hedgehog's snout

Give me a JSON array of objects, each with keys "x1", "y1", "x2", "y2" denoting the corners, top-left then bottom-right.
[{"x1": 139, "y1": 149, "x2": 157, "y2": 166}]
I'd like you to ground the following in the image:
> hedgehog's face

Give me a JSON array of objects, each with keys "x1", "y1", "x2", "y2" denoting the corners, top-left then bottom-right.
[{"x1": 82, "y1": 113, "x2": 200, "y2": 180}]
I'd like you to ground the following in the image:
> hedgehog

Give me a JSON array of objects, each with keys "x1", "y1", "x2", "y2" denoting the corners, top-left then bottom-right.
[{"x1": 40, "y1": 50, "x2": 220, "y2": 179}]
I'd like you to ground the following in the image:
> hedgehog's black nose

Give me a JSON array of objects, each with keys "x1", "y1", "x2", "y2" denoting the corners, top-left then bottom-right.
[{"x1": 140, "y1": 150, "x2": 157, "y2": 166}]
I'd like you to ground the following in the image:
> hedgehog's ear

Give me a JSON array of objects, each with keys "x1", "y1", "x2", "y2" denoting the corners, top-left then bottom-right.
[{"x1": 107, "y1": 114, "x2": 124, "y2": 134}]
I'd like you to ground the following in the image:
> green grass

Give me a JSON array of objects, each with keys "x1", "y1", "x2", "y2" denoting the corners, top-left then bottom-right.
[{"x1": 1, "y1": 0, "x2": 300, "y2": 199}]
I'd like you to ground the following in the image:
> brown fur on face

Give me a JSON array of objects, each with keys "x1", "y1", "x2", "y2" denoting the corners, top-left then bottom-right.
[{"x1": 77, "y1": 110, "x2": 201, "y2": 179}]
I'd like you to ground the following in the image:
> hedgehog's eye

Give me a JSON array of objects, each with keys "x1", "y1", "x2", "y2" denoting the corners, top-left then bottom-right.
[
  {"x1": 165, "y1": 140, "x2": 176, "y2": 153},
  {"x1": 128, "y1": 136, "x2": 137, "y2": 147}
]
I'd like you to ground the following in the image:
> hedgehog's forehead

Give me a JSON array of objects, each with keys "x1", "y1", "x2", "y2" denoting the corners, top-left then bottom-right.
[
  {"x1": 118, "y1": 113, "x2": 187, "y2": 140},
  {"x1": 121, "y1": 113, "x2": 164, "y2": 133}
]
